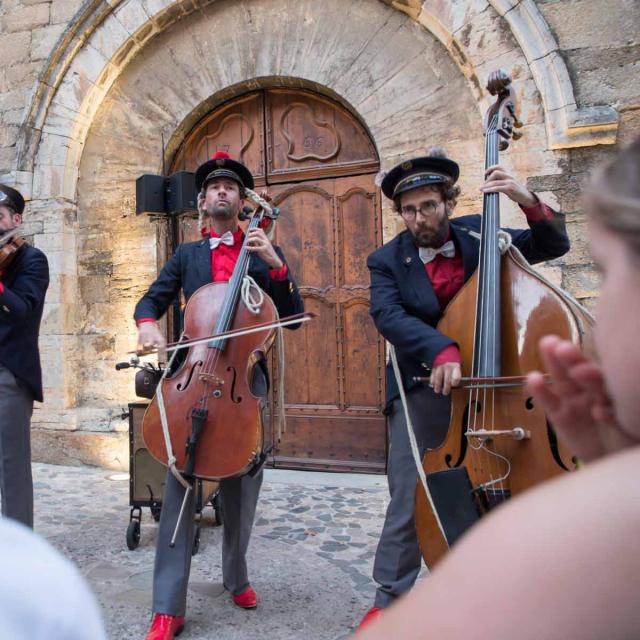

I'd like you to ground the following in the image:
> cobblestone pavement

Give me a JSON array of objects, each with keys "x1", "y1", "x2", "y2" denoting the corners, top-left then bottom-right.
[{"x1": 30, "y1": 463, "x2": 390, "y2": 640}]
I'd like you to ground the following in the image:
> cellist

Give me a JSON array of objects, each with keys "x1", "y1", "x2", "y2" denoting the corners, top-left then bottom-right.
[
  {"x1": 356, "y1": 147, "x2": 569, "y2": 630},
  {"x1": 134, "y1": 152, "x2": 303, "y2": 640}
]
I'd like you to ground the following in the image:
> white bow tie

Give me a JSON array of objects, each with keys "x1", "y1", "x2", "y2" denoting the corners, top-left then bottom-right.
[
  {"x1": 418, "y1": 240, "x2": 455, "y2": 264},
  {"x1": 209, "y1": 231, "x2": 235, "y2": 249}
]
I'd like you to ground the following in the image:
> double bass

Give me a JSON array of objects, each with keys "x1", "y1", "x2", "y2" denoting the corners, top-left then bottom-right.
[
  {"x1": 414, "y1": 70, "x2": 594, "y2": 567},
  {"x1": 141, "y1": 197, "x2": 279, "y2": 481}
]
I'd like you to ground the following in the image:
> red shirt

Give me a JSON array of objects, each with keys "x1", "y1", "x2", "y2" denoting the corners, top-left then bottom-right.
[
  {"x1": 136, "y1": 226, "x2": 288, "y2": 325},
  {"x1": 430, "y1": 200, "x2": 554, "y2": 366}
]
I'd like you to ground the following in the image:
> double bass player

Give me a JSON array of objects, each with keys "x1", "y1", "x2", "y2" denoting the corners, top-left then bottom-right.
[
  {"x1": 356, "y1": 147, "x2": 570, "y2": 630},
  {"x1": 134, "y1": 152, "x2": 303, "y2": 640}
]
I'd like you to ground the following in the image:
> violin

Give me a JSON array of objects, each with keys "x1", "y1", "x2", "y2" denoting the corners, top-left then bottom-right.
[
  {"x1": 0, "y1": 227, "x2": 26, "y2": 271},
  {"x1": 414, "y1": 70, "x2": 595, "y2": 567}
]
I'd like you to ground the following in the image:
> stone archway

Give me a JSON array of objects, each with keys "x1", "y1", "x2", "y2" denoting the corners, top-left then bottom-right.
[{"x1": 21, "y1": 0, "x2": 617, "y2": 466}]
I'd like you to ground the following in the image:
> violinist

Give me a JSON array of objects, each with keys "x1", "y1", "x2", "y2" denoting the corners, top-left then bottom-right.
[
  {"x1": 0, "y1": 185, "x2": 49, "y2": 528},
  {"x1": 356, "y1": 148, "x2": 570, "y2": 630},
  {"x1": 134, "y1": 152, "x2": 303, "y2": 640},
  {"x1": 357, "y1": 135, "x2": 640, "y2": 640}
]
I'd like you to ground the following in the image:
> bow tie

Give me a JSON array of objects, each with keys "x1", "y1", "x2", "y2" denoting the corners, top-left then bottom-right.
[
  {"x1": 209, "y1": 231, "x2": 235, "y2": 249},
  {"x1": 418, "y1": 240, "x2": 456, "y2": 264}
]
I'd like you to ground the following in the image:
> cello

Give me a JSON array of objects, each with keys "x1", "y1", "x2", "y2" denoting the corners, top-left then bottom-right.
[
  {"x1": 141, "y1": 193, "x2": 280, "y2": 481},
  {"x1": 414, "y1": 70, "x2": 594, "y2": 567}
]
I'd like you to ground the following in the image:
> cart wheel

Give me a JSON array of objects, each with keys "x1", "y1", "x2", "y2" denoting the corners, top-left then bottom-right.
[
  {"x1": 192, "y1": 528, "x2": 201, "y2": 556},
  {"x1": 126, "y1": 520, "x2": 141, "y2": 550},
  {"x1": 150, "y1": 504, "x2": 161, "y2": 522},
  {"x1": 212, "y1": 493, "x2": 223, "y2": 526}
]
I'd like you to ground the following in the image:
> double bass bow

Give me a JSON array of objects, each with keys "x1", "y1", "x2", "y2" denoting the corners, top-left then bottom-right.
[{"x1": 413, "y1": 70, "x2": 595, "y2": 567}]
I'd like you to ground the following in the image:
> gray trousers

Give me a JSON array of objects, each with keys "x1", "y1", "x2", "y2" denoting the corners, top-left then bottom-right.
[
  {"x1": 152, "y1": 468, "x2": 264, "y2": 616},
  {"x1": 373, "y1": 387, "x2": 450, "y2": 608},
  {"x1": 0, "y1": 364, "x2": 34, "y2": 528},
  {"x1": 153, "y1": 367, "x2": 268, "y2": 616}
]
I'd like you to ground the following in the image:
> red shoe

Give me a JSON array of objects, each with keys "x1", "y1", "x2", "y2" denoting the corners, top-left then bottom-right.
[
  {"x1": 144, "y1": 613, "x2": 185, "y2": 640},
  {"x1": 231, "y1": 585, "x2": 258, "y2": 609},
  {"x1": 355, "y1": 606, "x2": 383, "y2": 633}
]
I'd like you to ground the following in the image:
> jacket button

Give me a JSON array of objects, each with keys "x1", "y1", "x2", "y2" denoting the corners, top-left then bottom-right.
[{"x1": 405, "y1": 257, "x2": 412, "y2": 264}]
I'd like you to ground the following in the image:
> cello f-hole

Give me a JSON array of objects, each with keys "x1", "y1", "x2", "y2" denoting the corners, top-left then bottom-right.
[{"x1": 176, "y1": 361, "x2": 203, "y2": 391}]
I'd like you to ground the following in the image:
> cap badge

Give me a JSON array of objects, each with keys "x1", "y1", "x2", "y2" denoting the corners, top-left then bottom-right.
[
  {"x1": 402, "y1": 161, "x2": 412, "y2": 171},
  {"x1": 216, "y1": 159, "x2": 225, "y2": 167}
]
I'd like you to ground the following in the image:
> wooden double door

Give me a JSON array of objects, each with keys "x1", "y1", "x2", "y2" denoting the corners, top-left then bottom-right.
[{"x1": 171, "y1": 88, "x2": 386, "y2": 473}]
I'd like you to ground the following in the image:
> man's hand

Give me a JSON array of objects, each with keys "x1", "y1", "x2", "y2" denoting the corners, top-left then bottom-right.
[
  {"x1": 246, "y1": 227, "x2": 283, "y2": 268},
  {"x1": 137, "y1": 321, "x2": 167, "y2": 363},
  {"x1": 430, "y1": 361, "x2": 462, "y2": 395},
  {"x1": 481, "y1": 164, "x2": 538, "y2": 207},
  {"x1": 526, "y1": 335, "x2": 635, "y2": 463}
]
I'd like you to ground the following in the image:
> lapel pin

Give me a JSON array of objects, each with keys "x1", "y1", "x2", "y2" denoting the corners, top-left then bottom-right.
[{"x1": 405, "y1": 256, "x2": 412, "y2": 264}]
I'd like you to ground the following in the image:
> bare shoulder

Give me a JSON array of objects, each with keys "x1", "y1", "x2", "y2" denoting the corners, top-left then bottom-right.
[{"x1": 358, "y1": 447, "x2": 640, "y2": 640}]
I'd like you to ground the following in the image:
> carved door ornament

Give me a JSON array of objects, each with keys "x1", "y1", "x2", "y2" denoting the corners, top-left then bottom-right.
[{"x1": 280, "y1": 102, "x2": 341, "y2": 162}]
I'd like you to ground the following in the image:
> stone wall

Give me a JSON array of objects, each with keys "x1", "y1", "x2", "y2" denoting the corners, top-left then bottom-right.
[{"x1": 0, "y1": 0, "x2": 637, "y2": 468}]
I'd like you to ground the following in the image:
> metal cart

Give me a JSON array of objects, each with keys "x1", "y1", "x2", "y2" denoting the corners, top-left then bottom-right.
[{"x1": 124, "y1": 401, "x2": 223, "y2": 554}]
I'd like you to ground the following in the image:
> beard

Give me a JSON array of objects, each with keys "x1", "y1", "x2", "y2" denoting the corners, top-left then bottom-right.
[
  {"x1": 412, "y1": 216, "x2": 449, "y2": 248},
  {"x1": 206, "y1": 202, "x2": 236, "y2": 220}
]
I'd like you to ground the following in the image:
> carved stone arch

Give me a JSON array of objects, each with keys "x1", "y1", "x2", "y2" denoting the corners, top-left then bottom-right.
[
  {"x1": 15, "y1": 0, "x2": 619, "y2": 202},
  {"x1": 20, "y1": 0, "x2": 617, "y2": 456}
]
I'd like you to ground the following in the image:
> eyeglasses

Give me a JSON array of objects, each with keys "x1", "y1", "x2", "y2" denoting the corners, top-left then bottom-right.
[{"x1": 400, "y1": 200, "x2": 442, "y2": 219}]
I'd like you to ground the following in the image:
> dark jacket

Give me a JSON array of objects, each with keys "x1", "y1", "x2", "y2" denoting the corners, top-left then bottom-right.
[
  {"x1": 134, "y1": 237, "x2": 304, "y2": 331},
  {"x1": 0, "y1": 244, "x2": 49, "y2": 402},
  {"x1": 367, "y1": 212, "x2": 570, "y2": 412}
]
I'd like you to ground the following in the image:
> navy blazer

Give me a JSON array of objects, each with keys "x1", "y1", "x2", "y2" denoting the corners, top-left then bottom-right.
[
  {"x1": 134, "y1": 238, "x2": 304, "y2": 332},
  {"x1": 368, "y1": 212, "x2": 570, "y2": 411},
  {"x1": 0, "y1": 244, "x2": 49, "y2": 402}
]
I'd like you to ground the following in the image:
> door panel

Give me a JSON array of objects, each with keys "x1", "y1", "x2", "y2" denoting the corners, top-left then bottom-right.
[{"x1": 170, "y1": 88, "x2": 385, "y2": 472}]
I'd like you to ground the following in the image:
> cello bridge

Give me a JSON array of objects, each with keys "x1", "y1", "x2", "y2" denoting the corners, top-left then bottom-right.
[
  {"x1": 199, "y1": 373, "x2": 225, "y2": 386},
  {"x1": 465, "y1": 427, "x2": 530, "y2": 441}
]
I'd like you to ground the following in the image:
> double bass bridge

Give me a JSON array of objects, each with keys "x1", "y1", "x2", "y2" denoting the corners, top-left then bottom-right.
[{"x1": 465, "y1": 427, "x2": 530, "y2": 441}]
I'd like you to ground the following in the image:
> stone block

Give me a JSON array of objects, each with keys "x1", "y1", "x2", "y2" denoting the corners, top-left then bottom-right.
[
  {"x1": 31, "y1": 428, "x2": 129, "y2": 470},
  {"x1": 1, "y1": 3, "x2": 49, "y2": 33},
  {"x1": 565, "y1": 45, "x2": 640, "y2": 108},
  {"x1": 539, "y1": 0, "x2": 640, "y2": 51},
  {"x1": 50, "y1": 0, "x2": 82, "y2": 24},
  {"x1": 31, "y1": 23, "x2": 66, "y2": 61},
  {"x1": 114, "y1": 1, "x2": 152, "y2": 37},
  {"x1": 88, "y1": 12, "x2": 131, "y2": 62}
]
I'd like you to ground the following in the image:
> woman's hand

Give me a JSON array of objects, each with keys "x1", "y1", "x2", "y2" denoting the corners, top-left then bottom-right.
[{"x1": 527, "y1": 335, "x2": 634, "y2": 462}]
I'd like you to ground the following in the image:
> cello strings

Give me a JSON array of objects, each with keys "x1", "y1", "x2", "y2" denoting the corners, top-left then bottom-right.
[{"x1": 198, "y1": 215, "x2": 262, "y2": 412}]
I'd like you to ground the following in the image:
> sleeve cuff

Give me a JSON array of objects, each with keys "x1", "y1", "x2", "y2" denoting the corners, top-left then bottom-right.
[
  {"x1": 135, "y1": 317, "x2": 157, "y2": 326},
  {"x1": 268, "y1": 264, "x2": 289, "y2": 281},
  {"x1": 520, "y1": 197, "x2": 555, "y2": 222},
  {"x1": 432, "y1": 344, "x2": 461, "y2": 368}
]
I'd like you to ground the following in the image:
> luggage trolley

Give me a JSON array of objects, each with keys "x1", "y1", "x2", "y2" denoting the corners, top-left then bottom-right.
[{"x1": 117, "y1": 360, "x2": 222, "y2": 554}]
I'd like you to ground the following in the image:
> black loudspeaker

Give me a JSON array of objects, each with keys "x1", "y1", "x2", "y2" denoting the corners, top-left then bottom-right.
[
  {"x1": 166, "y1": 171, "x2": 197, "y2": 213},
  {"x1": 135, "y1": 171, "x2": 197, "y2": 215},
  {"x1": 135, "y1": 174, "x2": 166, "y2": 215},
  {"x1": 129, "y1": 402, "x2": 166, "y2": 511}
]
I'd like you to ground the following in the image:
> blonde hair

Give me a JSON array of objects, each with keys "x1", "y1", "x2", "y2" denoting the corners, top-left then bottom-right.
[{"x1": 587, "y1": 136, "x2": 640, "y2": 255}]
